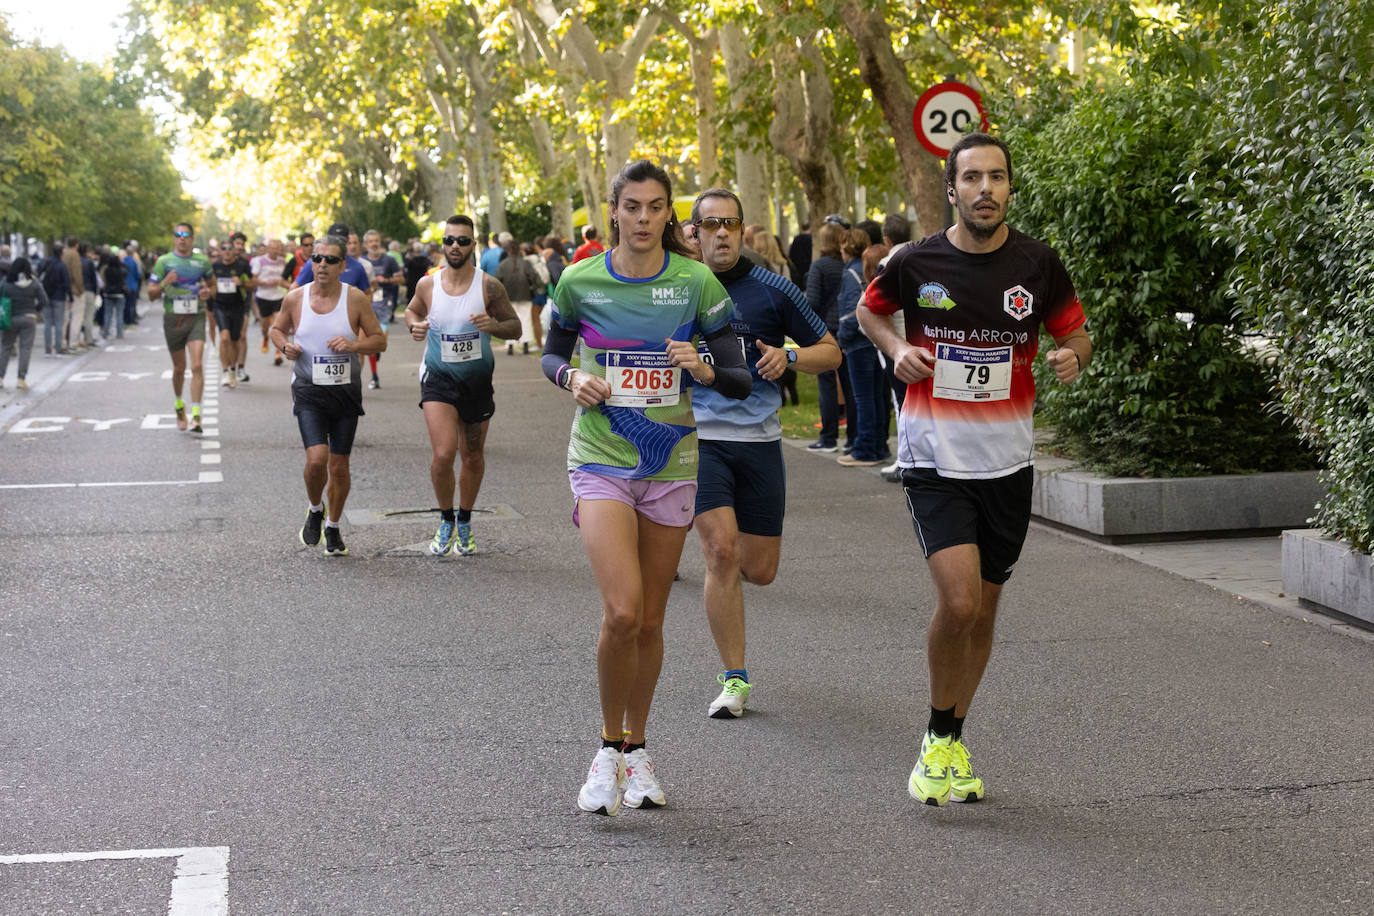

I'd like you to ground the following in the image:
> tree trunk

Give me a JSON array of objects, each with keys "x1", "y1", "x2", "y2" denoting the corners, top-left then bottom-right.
[
  {"x1": 769, "y1": 39, "x2": 847, "y2": 227},
  {"x1": 840, "y1": 0, "x2": 946, "y2": 236},
  {"x1": 412, "y1": 147, "x2": 459, "y2": 224},
  {"x1": 720, "y1": 22, "x2": 769, "y2": 227}
]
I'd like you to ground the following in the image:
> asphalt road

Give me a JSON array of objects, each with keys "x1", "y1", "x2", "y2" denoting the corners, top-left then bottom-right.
[{"x1": 2, "y1": 309, "x2": 1371, "y2": 915}]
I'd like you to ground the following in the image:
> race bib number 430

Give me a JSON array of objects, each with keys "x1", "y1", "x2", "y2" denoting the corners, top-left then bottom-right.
[
  {"x1": 311, "y1": 353, "x2": 351, "y2": 385},
  {"x1": 932, "y1": 343, "x2": 1012, "y2": 402},
  {"x1": 605, "y1": 350, "x2": 680, "y2": 407},
  {"x1": 170, "y1": 297, "x2": 198, "y2": 315}
]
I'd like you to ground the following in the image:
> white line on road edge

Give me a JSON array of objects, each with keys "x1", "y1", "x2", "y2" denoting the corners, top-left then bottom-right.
[
  {"x1": 0, "y1": 479, "x2": 216, "y2": 490},
  {"x1": 0, "y1": 846, "x2": 229, "y2": 915}
]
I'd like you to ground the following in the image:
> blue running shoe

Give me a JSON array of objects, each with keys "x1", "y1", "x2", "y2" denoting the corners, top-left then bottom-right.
[
  {"x1": 430, "y1": 520, "x2": 456, "y2": 557},
  {"x1": 455, "y1": 521, "x2": 476, "y2": 555}
]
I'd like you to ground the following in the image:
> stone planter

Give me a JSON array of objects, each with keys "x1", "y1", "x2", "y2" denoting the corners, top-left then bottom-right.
[
  {"x1": 1281, "y1": 529, "x2": 1374, "y2": 625},
  {"x1": 1031, "y1": 455, "x2": 1323, "y2": 542}
]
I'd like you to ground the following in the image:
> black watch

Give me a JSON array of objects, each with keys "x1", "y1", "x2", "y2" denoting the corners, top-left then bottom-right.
[{"x1": 786, "y1": 347, "x2": 798, "y2": 365}]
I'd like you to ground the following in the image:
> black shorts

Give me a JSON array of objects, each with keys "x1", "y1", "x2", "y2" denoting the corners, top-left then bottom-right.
[
  {"x1": 256, "y1": 298, "x2": 283, "y2": 318},
  {"x1": 901, "y1": 466, "x2": 1034, "y2": 585},
  {"x1": 212, "y1": 304, "x2": 247, "y2": 341},
  {"x1": 296, "y1": 407, "x2": 359, "y2": 455},
  {"x1": 694, "y1": 439, "x2": 786, "y2": 537},
  {"x1": 418, "y1": 368, "x2": 495, "y2": 425}
]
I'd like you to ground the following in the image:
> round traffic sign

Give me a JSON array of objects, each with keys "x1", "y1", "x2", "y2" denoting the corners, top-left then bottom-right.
[{"x1": 912, "y1": 82, "x2": 989, "y2": 158}]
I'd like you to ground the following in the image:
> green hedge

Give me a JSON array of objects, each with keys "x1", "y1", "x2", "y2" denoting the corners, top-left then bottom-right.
[
  {"x1": 1185, "y1": 0, "x2": 1374, "y2": 551},
  {"x1": 1003, "y1": 79, "x2": 1312, "y2": 478}
]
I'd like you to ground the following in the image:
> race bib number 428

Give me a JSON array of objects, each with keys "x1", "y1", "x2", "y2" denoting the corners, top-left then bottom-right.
[
  {"x1": 932, "y1": 343, "x2": 1012, "y2": 402},
  {"x1": 605, "y1": 350, "x2": 680, "y2": 407}
]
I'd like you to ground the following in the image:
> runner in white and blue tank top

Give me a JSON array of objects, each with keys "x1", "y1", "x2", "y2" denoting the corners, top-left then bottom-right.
[
  {"x1": 403, "y1": 215, "x2": 522, "y2": 559},
  {"x1": 269, "y1": 235, "x2": 388, "y2": 557}
]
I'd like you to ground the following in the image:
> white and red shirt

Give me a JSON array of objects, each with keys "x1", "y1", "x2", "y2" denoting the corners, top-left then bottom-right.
[{"x1": 865, "y1": 227, "x2": 1085, "y2": 479}]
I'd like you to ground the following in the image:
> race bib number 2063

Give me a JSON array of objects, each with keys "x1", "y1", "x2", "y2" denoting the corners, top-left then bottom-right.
[{"x1": 604, "y1": 350, "x2": 680, "y2": 407}]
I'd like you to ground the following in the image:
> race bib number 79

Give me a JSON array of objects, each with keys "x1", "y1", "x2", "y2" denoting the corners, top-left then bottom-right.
[
  {"x1": 605, "y1": 350, "x2": 680, "y2": 407},
  {"x1": 932, "y1": 343, "x2": 1012, "y2": 402}
]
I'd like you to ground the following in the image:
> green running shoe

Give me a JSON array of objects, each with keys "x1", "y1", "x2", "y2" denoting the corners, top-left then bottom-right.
[
  {"x1": 908, "y1": 731, "x2": 954, "y2": 806},
  {"x1": 948, "y1": 737, "x2": 985, "y2": 803},
  {"x1": 708, "y1": 674, "x2": 750, "y2": 719}
]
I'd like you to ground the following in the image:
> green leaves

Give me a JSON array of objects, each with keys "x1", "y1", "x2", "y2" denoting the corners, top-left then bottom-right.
[{"x1": 1006, "y1": 75, "x2": 1314, "y2": 479}]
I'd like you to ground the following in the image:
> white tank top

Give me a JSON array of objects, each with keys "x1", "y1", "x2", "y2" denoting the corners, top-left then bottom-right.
[
  {"x1": 423, "y1": 267, "x2": 492, "y2": 378},
  {"x1": 293, "y1": 282, "x2": 358, "y2": 386}
]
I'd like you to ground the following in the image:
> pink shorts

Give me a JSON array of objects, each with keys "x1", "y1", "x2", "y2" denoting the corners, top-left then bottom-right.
[{"x1": 569, "y1": 469, "x2": 698, "y2": 529}]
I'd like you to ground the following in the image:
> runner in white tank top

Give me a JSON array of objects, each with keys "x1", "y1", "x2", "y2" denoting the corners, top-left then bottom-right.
[
  {"x1": 403, "y1": 216, "x2": 521, "y2": 558},
  {"x1": 269, "y1": 235, "x2": 388, "y2": 557}
]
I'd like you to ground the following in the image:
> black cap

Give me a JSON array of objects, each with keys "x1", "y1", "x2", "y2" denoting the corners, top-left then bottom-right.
[{"x1": 326, "y1": 222, "x2": 350, "y2": 238}]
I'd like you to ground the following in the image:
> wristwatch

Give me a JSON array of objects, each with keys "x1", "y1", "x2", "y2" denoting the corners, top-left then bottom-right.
[{"x1": 786, "y1": 347, "x2": 798, "y2": 365}]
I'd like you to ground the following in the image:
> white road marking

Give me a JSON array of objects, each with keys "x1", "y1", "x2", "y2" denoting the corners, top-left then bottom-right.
[
  {"x1": 201, "y1": 454, "x2": 221, "y2": 464},
  {"x1": 0, "y1": 845, "x2": 229, "y2": 915},
  {"x1": 0, "y1": 479, "x2": 213, "y2": 490},
  {"x1": 8, "y1": 417, "x2": 70, "y2": 433},
  {"x1": 79, "y1": 419, "x2": 131, "y2": 432},
  {"x1": 201, "y1": 440, "x2": 220, "y2": 449},
  {"x1": 199, "y1": 471, "x2": 223, "y2": 483}
]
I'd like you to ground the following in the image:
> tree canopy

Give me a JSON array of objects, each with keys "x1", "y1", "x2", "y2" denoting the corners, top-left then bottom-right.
[{"x1": 0, "y1": 15, "x2": 192, "y2": 247}]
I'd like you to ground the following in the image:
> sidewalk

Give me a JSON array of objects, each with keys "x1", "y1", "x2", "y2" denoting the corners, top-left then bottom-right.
[{"x1": 782, "y1": 436, "x2": 1374, "y2": 643}]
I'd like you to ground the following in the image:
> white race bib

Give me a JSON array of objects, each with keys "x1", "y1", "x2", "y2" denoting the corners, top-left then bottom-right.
[
  {"x1": 440, "y1": 331, "x2": 481, "y2": 363},
  {"x1": 170, "y1": 297, "x2": 198, "y2": 315},
  {"x1": 216, "y1": 277, "x2": 236, "y2": 294},
  {"x1": 932, "y1": 343, "x2": 1012, "y2": 402},
  {"x1": 372, "y1": 286, "x2": 384, "y2": 303},
  {"x1": 311, "y1": 353, "x2": 351, "y2": 385},
  {"x1": 605, "y1": 350, "x2": 680, "y2": 408}
]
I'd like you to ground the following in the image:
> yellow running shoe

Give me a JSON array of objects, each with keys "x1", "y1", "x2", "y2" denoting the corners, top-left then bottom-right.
[
  {"x1": 949, "y1": 737, "x2": 985, "y2": 803},
  {"x1": 908, "y1": 731, "x2": 954, "y2": 806}
]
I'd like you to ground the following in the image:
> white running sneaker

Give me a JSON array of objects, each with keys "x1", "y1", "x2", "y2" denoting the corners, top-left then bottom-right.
[
  {"x1": 576, "y1": 747, "x2": 626, "y2": 816},
  {"x1": 623, "y1": 748, "x2": 665, "y2": 809},
  {"x1": 708, "y1": 674, "x2": 751, "y2": 719}
]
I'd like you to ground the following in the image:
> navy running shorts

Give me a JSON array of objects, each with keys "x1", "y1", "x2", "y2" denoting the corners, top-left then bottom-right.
[{"x1": 694, "y1": 438, "x2": 787, "y2": 537}]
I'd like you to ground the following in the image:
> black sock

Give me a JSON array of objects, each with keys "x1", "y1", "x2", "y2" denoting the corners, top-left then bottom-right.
[
  {"x1": 928, "y1": 704, "x2": 957, "y2": 738},
  {"x1": 953, "y1": 715, "x2": 965, "y2": 741},
  {"x1": 456, "y1": 508, "x2": 472, "y2": 523},
  {"x1": 441, "y1": 508, "x2": 456, "y2": 524},
  {"x1": 601, "y1": 734, "x2": 623, "y2": 750},
  {"x1": 622, "y1": 741, "x2": 645, "y2": 754}
]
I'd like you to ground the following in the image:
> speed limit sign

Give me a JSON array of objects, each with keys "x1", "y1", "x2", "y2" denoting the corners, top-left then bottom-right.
[{"x1": 912, "y1": 82, "x2": 989, "y2": 158}]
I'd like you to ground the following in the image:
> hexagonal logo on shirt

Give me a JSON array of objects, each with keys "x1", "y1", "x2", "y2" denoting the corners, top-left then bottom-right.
[{"x1": 1003, "y1": 285, "x2": 1033, "y2": 321}]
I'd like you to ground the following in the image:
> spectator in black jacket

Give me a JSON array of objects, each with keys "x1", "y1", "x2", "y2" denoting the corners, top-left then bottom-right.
[
  {"x1": 39, "y1": 245, "x2": 72, "y2": 355},
  {"x1": 805, "y1": 218, "x2": 854, "y2": 453},
  {"x1": 1, "y1": 258, "x2": 49, "y2": 390},
  {"x1": 99, "y1": 249, "x2": 129, "y2": 340}
]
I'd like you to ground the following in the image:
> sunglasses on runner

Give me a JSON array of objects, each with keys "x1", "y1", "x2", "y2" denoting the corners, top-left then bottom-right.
[
  {"x1": 173, "y1": 231, "x2": 193, "y2": 238},
  {"x1": 443, "y1": 235, "x2": 474, "y2": 247},
  {"x1": 310, "y1": 254, "x2": 344, "y2": 265},
  {"x1": 694, "y1": 217, "x2": 743, "y2": 232}
]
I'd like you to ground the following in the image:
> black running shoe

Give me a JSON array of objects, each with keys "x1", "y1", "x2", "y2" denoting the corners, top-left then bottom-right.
[
  {"x1": 299, "y1": 506, "x2": 325, "y2": 547},
  {"x1": 323, "y1": 525, "x2": 348, "y2": 556}
]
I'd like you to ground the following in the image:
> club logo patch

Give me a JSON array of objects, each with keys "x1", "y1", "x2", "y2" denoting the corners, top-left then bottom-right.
[
  {"x1": 1003, "y1": 285, "x2": 1033, "y2": 321},
  {"x1": 918, "y1": 282, "x2": 957, "y2": 311}
]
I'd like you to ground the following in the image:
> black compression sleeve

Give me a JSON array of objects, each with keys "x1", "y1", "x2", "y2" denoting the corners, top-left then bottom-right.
[
  {"x1": 541, "y1": 324, "x2": 579, "y2": 387},
  {"x1": 702, "y1": 325, "x2": 751, "y2": 401}
]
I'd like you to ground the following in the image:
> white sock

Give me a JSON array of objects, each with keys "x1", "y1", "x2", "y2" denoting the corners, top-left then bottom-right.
[
  {"x1": 324, "y1": 520, "x2": 339, "y2": 529},
  {"x1": 309, "y1": 503, "x2": 323, "y2": 513}
]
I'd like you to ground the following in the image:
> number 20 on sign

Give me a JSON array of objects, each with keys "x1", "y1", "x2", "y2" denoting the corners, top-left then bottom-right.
[{"x1": 912, "y1": 81, "x2": 989, "y2": 158}]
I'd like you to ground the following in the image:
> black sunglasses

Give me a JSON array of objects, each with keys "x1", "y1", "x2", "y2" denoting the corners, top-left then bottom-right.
[
  {"x1": 695, "y1": 217, "x2": 743, "y2": 232},
  {"x1": 311, "y1": 254, "x2": 344, "y2": 265},
  {"x1": 443, "y1": 235, "x2": 474, "y2": 247}
]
